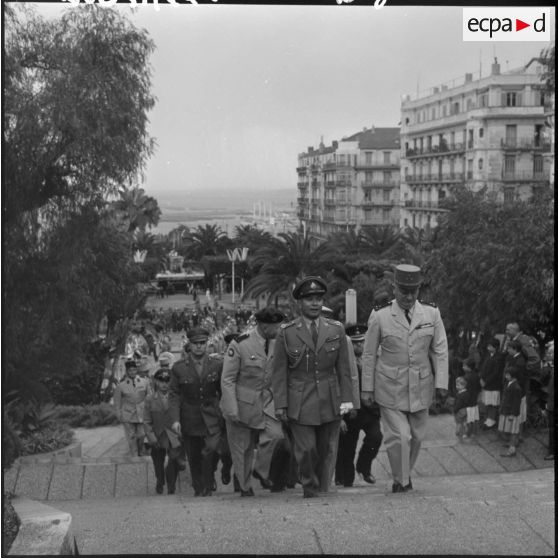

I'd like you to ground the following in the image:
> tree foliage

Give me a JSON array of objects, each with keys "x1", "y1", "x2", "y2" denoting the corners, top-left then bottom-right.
[
  {"x1": 427, "y1": 188, "x2": 554, "y2": 337},
  {"x1": 3, "y1": 5, "x2": 156, "y2": 403}
]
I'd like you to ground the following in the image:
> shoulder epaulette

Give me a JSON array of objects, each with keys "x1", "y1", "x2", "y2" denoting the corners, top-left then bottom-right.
[
  {"x1": 280, "y1": 320, "x2": 296, "y2": 330},
  {"x1": 208, "y1": 352, "x2": 224, "y2": 360},
  {"x1": 325, "y1": 318, "x2": 342, "y2": 327},
  {"x1": 236, "y1": 332, "x2": 250, "y2": 343},
  {"x1": 419, "y1": 300, "x2": 437, "y2": 308},
  {"x1": 373, "y1": 300, "x2": 392, "y2": 312}
]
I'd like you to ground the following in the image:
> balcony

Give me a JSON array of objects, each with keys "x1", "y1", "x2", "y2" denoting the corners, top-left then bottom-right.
[
  {"x1": 405, "y1": 142, "x2": 465, "y2": 158},
  {"x1": 501, "y1": 139, "x2": 552, "y2": 151},
  {"x1": 405, "y1": 172, "x2": 464, "y2": 184},
  {"x1": 311, "y1": 164, "x2": 319, "y2": 173},
  {"x1": 501, "y1": 171, "x2": 548, "y2": 182},
  {"x1": 324, "y1": 181, "x2": 336, "y2": 189},
  {"x1": 355, "y1": 162, "x2": 399, "y2": 170},
  {"x1": 296, "y1": 166, "x2": 308, "y2": 173},
  {"x1": 297, "y1": 209, "x2": 310, "y2": 219},
  {"x1": 297, "y1": 197, "x2": 309, "y2": 205},
  {"x1": 323, "y1": 161, "x2": 336, "y2": 170},
  {"x1": 297, "y1": 181, "x2": 309, "y2": 189},
  {"x1": 324, "y1": 199, "x2": 336, "y2": 207},
  {"x1": 404, "y1": 200, "x2": 447, "y2": 211},
  {"x1": 361, "y1": 200, "x2": 394, "y2": 208},
  {"x1": 361, "y1": 180, "x2": 400, "y2": 189}
]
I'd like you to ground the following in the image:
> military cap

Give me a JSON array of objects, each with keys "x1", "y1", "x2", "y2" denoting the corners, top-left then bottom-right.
[
  {"x1": 154, "y1": 369, "x2": 171, "y2": 382},
  {"x1": 394, "y1": 264, "x2": 423, "y2": 288},
  {"x1": 345, "y1": 324, "x2": 368, "y2": 342},
  {"x1": 224, "y1": 333, "x2": 240, "y2": 345},
  {"x1": 254, "y1": 307, "x2": 286, "y2": 324},
  {"x1": 187, "y1": 327, "x2": 210, "y2": 343},
  {"x1": 321, "y1": 306, "x2": 334, "y2": 318},
  {"x1": 158, "y1": 351, "x2": 174, "y2": 367},
  {"x1": 124, "y1": 359, "x2": 137, "y2": 370},
  {"x1": 292, "y1": 276, "x2": 327, "y2": 300}
]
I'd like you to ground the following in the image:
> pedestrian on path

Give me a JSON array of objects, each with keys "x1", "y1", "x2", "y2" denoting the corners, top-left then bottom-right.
[
  {"x1": 543, "y1": 341, "x2": 554, "y2": 461},
  {"x1": 220, "y1": 307, "x2": 286, "y2": 497},
  {"x1": 479, "y1": 338, "x2": 505, "y2": 430},
  {"x1": 499, "y1": 366, "x2": 523, "y2": 457},
  {"x1": 361, "y1": 264, "x2": 449, "y2": 493},
  {"x1": 272, "y1": 276, "x2": 354, "y2": 499},
  {"x1": 453, "y1": 376, "x2": 469, "y2": 441},
  {"x1": 169, "y1": 327, "x2": 226, "y2": 497},
  {"x1": 144, "y1": 369, "x2": 182, "y2": 494},
  {"x1": 113, "y1": 359, "x2": 150, "y2": 457}
]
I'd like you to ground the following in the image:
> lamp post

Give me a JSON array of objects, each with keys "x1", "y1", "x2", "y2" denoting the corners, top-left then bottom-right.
[{"x1": 227, "y1": 247, "x2": 249, "y2": 305}]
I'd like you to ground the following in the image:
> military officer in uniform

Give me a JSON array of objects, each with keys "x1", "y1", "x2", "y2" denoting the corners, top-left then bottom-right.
[
  {"x1": 169, "y1": 327, "x2": 226, "y2": 497},
  {"x1": 361, "y1": 264, "x2": 448, "y2": 493},
  {"x1": 335, "y1": 324, "x2": 383, "y2": 487},
  {"x1": 113, "y1": 359, "x2": 150, "y2": 456},
  {"x1": 220, "y1": 307, "x2": 286, "y2": 497},
  {"x1": 272, "y1": 276, "x2": 354, "y2": 498}
]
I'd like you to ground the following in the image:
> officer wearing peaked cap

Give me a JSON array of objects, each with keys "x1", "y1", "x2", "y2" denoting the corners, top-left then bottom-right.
[
  {"x1": 220, "y1": 306, "x2": 286, "y2": 496},
  {"x1": 272, "y1": 276, "x2": 354, "y2": 498},
  {"x1": 361, "y1": 264, "x2": 448, "y2": 493}
]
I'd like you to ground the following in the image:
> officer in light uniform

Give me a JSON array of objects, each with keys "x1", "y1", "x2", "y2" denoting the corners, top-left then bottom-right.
[
  {"x1": 220, "y1": 307, "x2": 286, "y2": 497},
  {"x1": 272, "y1": 276, "x2": 354, "y2": 498},
  {"x1": 361, "y1": 264, "x2": 448, "y2": 493},
  {"x1": 113, "y1": 359, "x2": 150, "y2": 456}
]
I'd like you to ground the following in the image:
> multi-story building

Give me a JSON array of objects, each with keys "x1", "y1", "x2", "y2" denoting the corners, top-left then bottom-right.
[
  {"x1": 296, "y1": 127, "x2": 400, "y2": 239},
  {"x1": 399, "y1": 58, "x2": 552, "y2": 229}
]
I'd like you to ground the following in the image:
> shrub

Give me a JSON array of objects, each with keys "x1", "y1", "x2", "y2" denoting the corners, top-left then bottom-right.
[
  {"x1": 19, "y1": 424, "x2": 74, "y2": 456},
  {"x1": 3, "y1": 495, "x2": 20, "y2": 553},
  {"x1": 52, "y1": 403, "x2": 119, "y2": 428}
]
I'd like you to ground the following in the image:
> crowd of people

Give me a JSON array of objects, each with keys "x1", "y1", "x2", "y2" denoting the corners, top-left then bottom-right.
[{"x1": 111, "y1": 265, "x2": 554, "y2": 499}]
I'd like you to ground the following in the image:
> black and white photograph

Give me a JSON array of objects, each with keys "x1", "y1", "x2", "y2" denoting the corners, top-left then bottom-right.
[{"x1": 3, "y1": 0, "x2": 555, "y2": 554}]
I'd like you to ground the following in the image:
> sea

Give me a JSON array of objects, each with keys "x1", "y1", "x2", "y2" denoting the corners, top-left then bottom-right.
[{"x1": 151, "y1": 187, "x2": 298, "y2": 237}]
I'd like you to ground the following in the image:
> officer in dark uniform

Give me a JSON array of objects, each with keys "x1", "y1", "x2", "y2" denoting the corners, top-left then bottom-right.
[
  {"x1": 335, "y1": 324, "x2": 383, "y2": 487},
  {"x1": 169, "y1": 327, "x2": 226, "y2": 497},
  {"x1": 272, "y1": 276, "x2": 354, "y2": 498}
]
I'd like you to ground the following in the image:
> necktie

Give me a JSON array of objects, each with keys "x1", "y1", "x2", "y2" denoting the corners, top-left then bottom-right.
[
  {"x1": 265, "y1": 338, "x2": 269, "y2": 356},
  {"x1": 404, "y1": 309, "x2": 411, "y2": 325},
  {"x1": 311, "y1": 320, "x2": 318, "y2": 346}
]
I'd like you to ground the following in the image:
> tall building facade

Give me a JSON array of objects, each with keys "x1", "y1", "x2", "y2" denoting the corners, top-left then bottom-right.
[
  {"x1": 399, "y1": 58, "x2": 551, "y2": 229},
  {"x1": 297, "y1": 127, "x2": 400, "y2": 239}
]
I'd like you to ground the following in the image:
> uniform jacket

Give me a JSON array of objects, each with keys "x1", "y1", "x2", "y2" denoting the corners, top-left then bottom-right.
[
  {"x1": 479, "y1": 351, "x2": 505, "y2": 392},
  {"x1": 361, "y1": 300, "x2": 449, "y2": 413},
  {"x1": 113, "y1": 376, "x2": 149, "y2": 423},
  {"x1": 272, "y1": 316, "x2": 353, "y2": 425},
  {"x1": 168, "y1": 353, "x2": 224, "y2": 436},
  {"x1": 220, "y1": 329, "x2": 280, "y2": 434},
  {"x1": 143, "y1": 391, "x2": 182, "y2": 449},
  {"x1": 500, "y1": 380, "x2": 522, "y2": 416}
]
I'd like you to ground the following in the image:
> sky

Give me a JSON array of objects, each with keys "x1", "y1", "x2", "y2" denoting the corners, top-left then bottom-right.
[{"x1": 32, "y1": 3, "x2": 555, "y2": 197}]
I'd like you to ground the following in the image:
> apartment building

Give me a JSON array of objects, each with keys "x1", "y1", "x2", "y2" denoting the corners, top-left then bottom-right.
[
  {"x1": 399, "y1": 58, "x2": 551, "y2": 229},
  {"x1": 297, "y1": 127, "x2": 400, "y2": 239}
]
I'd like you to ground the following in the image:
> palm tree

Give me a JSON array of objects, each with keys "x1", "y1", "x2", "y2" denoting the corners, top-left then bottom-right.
[
  {"x1": 111, "y1": 187, "x2": 161, "y2": 233},
  {"x1": 244, "y1": 231, "x2": 337, "y2": 306},
  {"x1": 326, "y1": 229, "x2": 369, "y2": 258},
  {"x1": 359, "y1": 225, "x2": 401, "y2": 259},
  {"x1": 184, "y1": 224, "x2": 229, "y2": 260},
  {"x1": 167, "y1": 224, "x2": 190, "y2": 252},
  {"x1": 233, "y1": 224, "x2": 273, "y2": 252},
  {"x1": 400, "y1": 225, "x2": 437, "y2": 266}
]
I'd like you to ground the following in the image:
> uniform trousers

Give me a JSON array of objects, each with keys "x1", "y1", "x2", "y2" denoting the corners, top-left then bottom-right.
[
  {"x1": 268, "y1": 424, "x2": 298, "y2": 490},
  {"x1": 253, "y1": 415, "x2": 284, "y2": 481},
  {"x1": 335, "y1": 410, "x2": 383, "y2": 486},
  {"x1": 182, "y1": 432, "x2": 221, "y2": 495},
  {"x1": 150, "y1": 447, "x2": 179, "y2": 491},
  {"x1": 290, "y1": 420, "x2": 341, "y2": 495},
  {"x1": 225, "y1": 420, "x2": 261, "y2": 492},
  {"x1": 380, "y1": 407, "x2": 428, "y2": 485},
  {"x1": 122, "y1": 422, "x2": 145, "y2": 456}
]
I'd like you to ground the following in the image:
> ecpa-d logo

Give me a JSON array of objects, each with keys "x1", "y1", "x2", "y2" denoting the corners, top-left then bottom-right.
[{"x1": 463, "y1": 8, "x2": 551, "y2": 41}]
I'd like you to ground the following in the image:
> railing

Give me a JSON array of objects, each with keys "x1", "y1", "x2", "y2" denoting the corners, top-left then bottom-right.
[
  {"x1": 296, "y1": 166, "x2": 307, "y2": 173},
  {"x1": 297, "y1": 182, "x2": 309, "y2": 189},
  {"x1": 361, "y1": 200, "x2": 394, "y2": 207},
  {"x1": 324, "y1": 181, "x2": 336, "y2": 188},
  {"x1": 405, "y1": 172, "x2": 464, "y2": 183},
  {"x1": 323, "y1": 162, "x2": 336, "y2": 170},
  {"x1": 361, "y1": 180, "x2": 400, "y2": 188},
  {"x1": 297, "y1": 197, "x2": 309, "y2": 205},
  {"x1": 405, "y1": 142, "x2": 465, "y2": 157},
  {"x1": 324, "y1": 199, "x2": 336, "y2": 206},
  {"x1": 404, "y1": 200, "x2": 445, "y2": 209},
  {"x1": 501, "y1": 171, "x2": 548, "y2": 181},
  {"x1": 501, "y1": 139, "x2": 552, "y2": 150}
]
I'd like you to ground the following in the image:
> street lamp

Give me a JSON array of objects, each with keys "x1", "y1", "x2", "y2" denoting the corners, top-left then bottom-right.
[
  {"x1": 227, "y1": 247, "x2": 249, "y2": 304},
  {"x1": 133, "y1": 250, "x2": 147, "y2": 264}
]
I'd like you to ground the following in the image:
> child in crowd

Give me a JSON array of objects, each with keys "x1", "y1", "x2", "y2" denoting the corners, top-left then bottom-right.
[
  {"x1": 498, "y1": 366, "x2": 523, "y2": 457},
  {"x1": 454, "y1": 376, "x2": 469, "y2": 441},
  {"x1": 143, "y1": 369, "x2": 182, "y2": 494},
  {"x1": 462, "y1": 359, "x2": 480, "y2": 438},
  {"x1": 479, "y1": 338, "x2": 505, "y2": 430}
]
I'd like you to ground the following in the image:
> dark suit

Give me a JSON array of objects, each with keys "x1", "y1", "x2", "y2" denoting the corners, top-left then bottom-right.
[
  {"x1": 272, "y1": 316, "x2": 353, "y2": 495},
  {"x1": 169, "y1": 353, "x2": 225, "y2": 495},
  {"x1": 143, "y1": 391, "x2": 181, "y2": 492}
]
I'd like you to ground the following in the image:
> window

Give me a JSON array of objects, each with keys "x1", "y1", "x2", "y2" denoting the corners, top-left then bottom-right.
[
  {"x1": 383, "y1": 171, "x2": 391, "y2": 184},
  {"x1": 431, "y1": 108, "x2": 436, "y2": 120},
  {"x1": 504, "y1": 155, "x2": 515, "y2": 176},
  {"x1": 467, "y1": 158, "x2": 473, "y2": 179},
  {"x1": 365, "y1": 152, "x2": 373, "y2": 165},
  {"x1": 468, "y1": 130, "x2": 474, "y2": 148},
  {"x1": 503, "y1": 188, "x2": 515, "y2": 203},
  {"x1": 479, "y1": 127, "x2": 484, "y2": 138},
  {"x1": 453, "y1": 102, "x2": 460, "y2": 114},
  {"x1": 467, "y1": 99, "x2": 474, "y2": 110},
  {"x1": 479, "y1": 92, "x2": 488, "y2": 107},
  {"x1": 383, "y1": 189, "x2": 390, "y2": 202},
  {"x1": 504, "y1": 92, "x2": 521, "y2": 107},
  {"x1": 383, "y1": 208, "x2": 391, "y2": 221},
  {"x1": 505, "y1": 124, "x2": 517, "y2": 147},
  {"x1": 478, "y1": 158, "x2": 483, "y2": 170},
  {"x1": 442, "y1": 105, "x2": 447, "y2": 117},
  {"x1": 534, "y1": 124, "x2": 543, "y2": 147},
  {"x1": 383, "y1": 152, "x2": 391, "y2": 164},
  {"x1": 534, "y1": 154, "x2": 543, "y2": 174}
]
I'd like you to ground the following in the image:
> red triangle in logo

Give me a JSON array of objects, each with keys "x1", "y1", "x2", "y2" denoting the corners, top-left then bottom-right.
[{"x1": 516, "y1": 19, "x2": 530, "y2": 32}]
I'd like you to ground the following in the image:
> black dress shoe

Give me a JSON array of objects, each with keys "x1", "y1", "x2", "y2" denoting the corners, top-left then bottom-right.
[
  {"x1": 404, "y1": 478, "x2": 413, "y2": 490},
  {"x1": 156, "y1": 483, "x2": 164, "y2": 495},
  {"x1": 343, "y1": 483, "x2": 353, "y2": 488},
  {"x1": 303, "y1": 490, "x2": 319, "y2": 498},
  {"x1": 358, "y1": 472, "x2": 376, "y2": 485},
  {"x1": 270, "y1": 485, "x2": 286, "y2": 493},
  {"x1": 335, "y1": 480, "x2": 343, "y2": 486},
  {"x1": 210, "y1": 477, "x2": 217, "y2": 491},
  {"x1": 168, "y1": 486, "x2": 175, "y2": 495},
  {"x1": 252, "y1": 470, "x2": 273, "y2": 490},
  {"x1": 240, "y1": 487, "x2": 255, "y2": 497},
  {"x1": 221, "y1": 467, "x2": 231, "y2": 485},
  {"x1": 392, "y1": 482, "x2": 407, "y2": 493}
]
